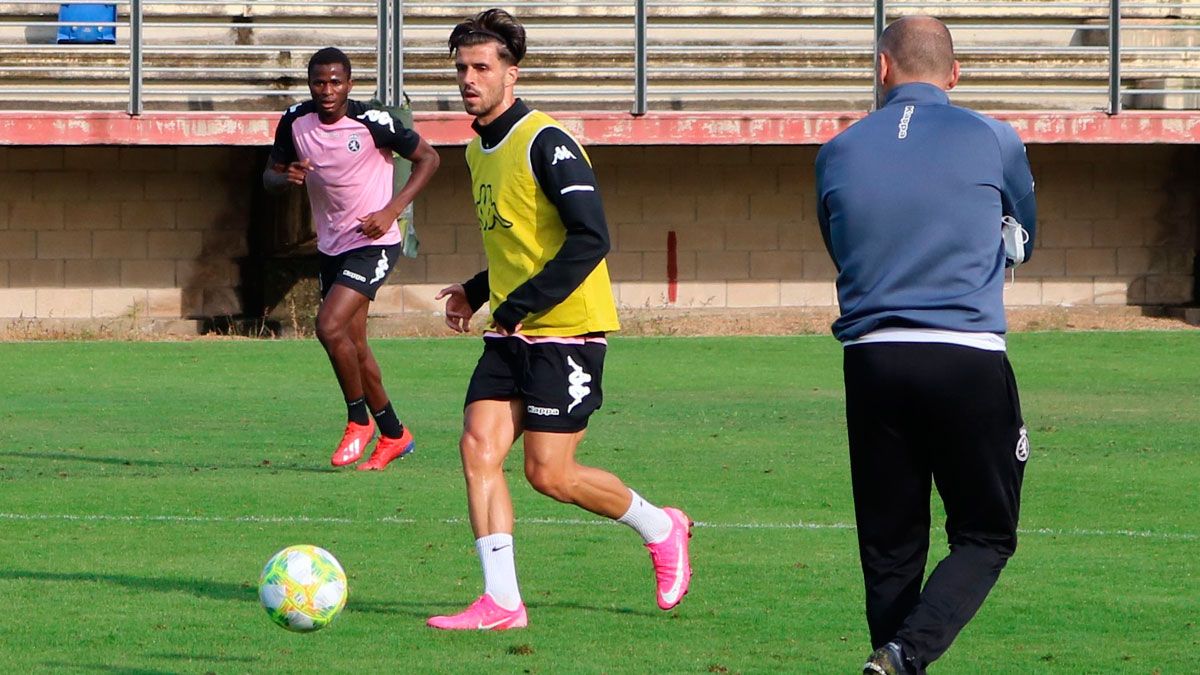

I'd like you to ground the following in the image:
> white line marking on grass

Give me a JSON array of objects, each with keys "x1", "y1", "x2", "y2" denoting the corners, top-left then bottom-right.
[
  {"x1": 0, "y1": 513, "x2": 1194, "y2": 541},
  {"x1": 0, "y1": 513, "x2": 378, "y2": 525},
  {"x1": 1019, "y1": 526, "x2": 1198, "y2": 541}
]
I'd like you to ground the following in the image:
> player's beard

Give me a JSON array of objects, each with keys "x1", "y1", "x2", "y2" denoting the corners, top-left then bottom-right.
[{"x1": 462, "y1": 86, "x2": 505, "y2": 122}]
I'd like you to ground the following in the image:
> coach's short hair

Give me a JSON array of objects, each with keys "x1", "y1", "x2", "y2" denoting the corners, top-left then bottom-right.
[
  {"x1": 879, "y1": 16, "x2": 955, "y2": 80},
  {"x1": 308, "y1": 47, "x2": 352, "y2": 79},
  {"x1": 448, "y1": 8, "x2": 527, "y2": 65}
]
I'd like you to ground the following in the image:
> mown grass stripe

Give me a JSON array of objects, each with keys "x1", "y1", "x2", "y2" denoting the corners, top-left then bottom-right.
[{"x1": 1, "y1": 512, "x2": 1193, "y2": 541}]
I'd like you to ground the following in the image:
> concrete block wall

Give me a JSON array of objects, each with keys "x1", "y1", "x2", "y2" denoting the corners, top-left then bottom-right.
[
  {"x1": 0, "y1": 146, "x2": 254, "y2": 321},
  {"x1": 1011, "y1": 144, "x2": 1198, "y2": 307},
  {"x1": 367, "y1": 143, "x2": 1198, "y2": 314},
  {"x1": 575, "y1": 143, "x2": 1197, "y2": 311},
  {"x1": 0, "y1": 143, "x2": 1194, "y2": 322}
]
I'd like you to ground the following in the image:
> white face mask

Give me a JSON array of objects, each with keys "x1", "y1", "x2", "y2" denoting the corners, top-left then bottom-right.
[{"x1": 1001, "y1": 215, "x2": 1029, "y2": 268}]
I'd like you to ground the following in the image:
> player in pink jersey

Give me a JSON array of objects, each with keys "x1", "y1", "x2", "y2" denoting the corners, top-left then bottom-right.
[{"x1": 264, "y1": 47, "x2": 440, "y2": 470}]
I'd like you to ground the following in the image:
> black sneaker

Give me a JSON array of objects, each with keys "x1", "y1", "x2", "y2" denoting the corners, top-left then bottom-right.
[{"x1": 863, "y1": 641, "x2": 907, "y2": 675}]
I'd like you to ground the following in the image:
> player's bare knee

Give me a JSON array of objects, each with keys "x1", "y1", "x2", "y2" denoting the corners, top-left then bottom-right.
[
  {"x1": 315, "y1": 316, "x2": 346, "y2": 347},
  {"x1": 459, "y1": 430, "x2": 506, "y2": 469},
  {"x1": 352, "y1": 336, "x2": 370, "y2": 356},
  {"x1": 525, "y1": 465, "x2": 576, "y2": 503}
]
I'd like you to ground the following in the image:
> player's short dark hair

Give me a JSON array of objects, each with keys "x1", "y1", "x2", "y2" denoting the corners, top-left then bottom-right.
[
  {"x1": 448, "y1": 8, "x2": 527, "y2": 65},
  {"x1": 879, "y1": 16, "x2": 955, "y2": 79},
  {"x1": 308, "y1": 47, "x2": 352, "y2": 79}
]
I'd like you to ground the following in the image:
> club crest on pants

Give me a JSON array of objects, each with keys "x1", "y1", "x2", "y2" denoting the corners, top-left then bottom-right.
[{"x1": 1015, "y1": 426, "x2": 1030, "y2": 462}]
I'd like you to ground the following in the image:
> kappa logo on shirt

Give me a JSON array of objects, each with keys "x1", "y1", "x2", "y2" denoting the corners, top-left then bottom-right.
[
  {"x1": 551, "y1": 145, "x2": 577, "y2": 165},
  {"x1": 897, "y1": 105, "x2": 915, "y2": 139},
  {"x1": 474, "y1": 184, "x2": 514, "y2": 231},
  {"x1": 356, "y1": 109, "x2": 396, "y2": 134},
  {"x1": 347, "y1": 134, "x2": 362, "y2": 153}
]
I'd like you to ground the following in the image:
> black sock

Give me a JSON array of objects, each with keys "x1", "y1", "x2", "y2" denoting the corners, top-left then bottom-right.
[
  {"x1": 373, "y1": 402, "x2": 404, "y2": 438},
  {"x1": 346, "y1": 397, "x2": 370, "y2": 425}
]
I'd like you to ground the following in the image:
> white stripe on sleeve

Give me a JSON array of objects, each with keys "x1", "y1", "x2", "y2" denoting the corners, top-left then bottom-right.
[{"x1": 560, "y1": 185, "x2": 596, "y2": 195}]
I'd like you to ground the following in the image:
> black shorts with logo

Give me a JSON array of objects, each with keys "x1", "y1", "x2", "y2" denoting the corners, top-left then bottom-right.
[
  {"x1": 465, "y1": 336, "x2": 606, "y2": 433},
  {"x1": 318, "y1": 243, "x2": 402, "y2": 301}
]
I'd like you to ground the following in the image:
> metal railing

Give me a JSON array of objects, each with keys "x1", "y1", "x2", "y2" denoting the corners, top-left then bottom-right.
[{"x1": 1, "y1": 0, "x2": 1199, "y2": 114}]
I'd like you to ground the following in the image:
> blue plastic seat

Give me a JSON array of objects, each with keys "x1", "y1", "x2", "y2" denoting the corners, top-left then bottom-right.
[{"x1": 56, "y1": 4, "x2": 117, "y2": 44}]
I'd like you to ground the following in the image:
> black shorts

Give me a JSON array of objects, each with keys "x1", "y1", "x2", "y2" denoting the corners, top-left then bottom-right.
[
  {"x1": 318, "y1": 243, "x2": 401, "y2": 301},
  {"x1": 465, "y1": 336, "x2": 607, "y2": 433}
]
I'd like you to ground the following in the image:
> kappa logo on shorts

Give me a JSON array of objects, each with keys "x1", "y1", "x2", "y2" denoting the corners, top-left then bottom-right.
[
  {"x1": 527, "y1": 405, "x2": 560, "y2": 417},
  {"x1": 1015, "y1": 426, "x2": 1030, "y2": 462},
  {"x1": 342, "y1": 269, "x2": 367, "y2": 283},
  {"x1": 566, "y1": 356, "x2": 592, "y2": 413},
  {"x1": 369, "y1": 250, "x2": 390, "y2": 284}
]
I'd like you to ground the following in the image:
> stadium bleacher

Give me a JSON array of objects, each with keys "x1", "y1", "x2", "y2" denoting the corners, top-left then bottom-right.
[
  {"x1": 1, "y1": 1, "x2": 1198, "y2": 113},
  {"x1": 0, "y1": 1, "x2": 1196, "y2": 331}
]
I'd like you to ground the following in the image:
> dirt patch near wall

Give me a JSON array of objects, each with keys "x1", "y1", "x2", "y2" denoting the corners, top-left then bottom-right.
[
  {"x1": 1004, "y1": 306, "x2": 1198, "y2": 332},
  {"x1": 2, "y1": 306, "x2": 1195, "y2": 341},
  {"x1": 609, "y1": 306, "x2": 1199, "y2": 336},
  {"x1": 294, "y1": 305, "x2": 1200, "y2": 338}
]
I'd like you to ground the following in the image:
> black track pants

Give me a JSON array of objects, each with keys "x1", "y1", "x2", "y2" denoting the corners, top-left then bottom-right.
[{"x1": 843, "y1": 342, "x2": 1028, "y2": 673}]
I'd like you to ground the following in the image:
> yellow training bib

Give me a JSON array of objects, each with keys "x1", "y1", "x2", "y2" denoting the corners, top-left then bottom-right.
[{"x1": 466, "y1": 110, "x2": 620, "y2": 336}]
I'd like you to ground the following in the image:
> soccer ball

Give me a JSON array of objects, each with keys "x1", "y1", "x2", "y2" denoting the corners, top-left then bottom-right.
[{"x1": 258, "y1": 545, "x2": 348, "y2": 632}]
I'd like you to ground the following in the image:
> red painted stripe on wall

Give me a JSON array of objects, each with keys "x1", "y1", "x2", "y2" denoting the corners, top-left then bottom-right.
[
  {"x1": 667, "y1": 230, "x2": 678, "y2": 304},
  {"x1": 4, "y1": 111, "x2": 1200, "y2": 146}
]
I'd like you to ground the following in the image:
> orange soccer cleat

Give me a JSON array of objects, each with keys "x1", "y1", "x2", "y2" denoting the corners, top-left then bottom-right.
[
  {"x1": 356, "y1": 426, "x2": 415, "y2": 471},
  {"x1": 331, "y1": 419, "x2": 375, "y2": 467}
]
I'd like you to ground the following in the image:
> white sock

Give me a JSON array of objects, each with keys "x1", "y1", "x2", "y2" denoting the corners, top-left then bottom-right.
[
  {"x1": 617, "y1": 489, "x2": 673, "y2": 544},
  {"x1": 476, "y1": 533, "x2": 521, "y2": 611}
]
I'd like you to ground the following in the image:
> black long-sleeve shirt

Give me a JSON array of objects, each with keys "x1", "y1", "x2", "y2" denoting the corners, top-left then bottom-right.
[{"x1": 461, "y1": 100, "x2": 612, "y2": 332}]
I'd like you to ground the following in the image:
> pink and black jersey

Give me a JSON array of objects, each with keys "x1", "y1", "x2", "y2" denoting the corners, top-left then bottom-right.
[{"x1": 270, "y1": 99, "x2": 422, "y2": 256}]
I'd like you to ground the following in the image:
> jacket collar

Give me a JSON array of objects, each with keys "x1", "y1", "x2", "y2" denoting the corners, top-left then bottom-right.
[
  {"x1": 882, "y1": 82, "x2": 951, "y2": 107},
  {"x1": 472, "y1": 98, "x2": 532, "y2": 149}
]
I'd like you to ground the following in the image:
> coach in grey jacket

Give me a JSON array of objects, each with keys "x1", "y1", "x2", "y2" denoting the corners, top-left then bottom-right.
[{"x1": 815, "y1": 16, "x2": 1036, "y2": 675}]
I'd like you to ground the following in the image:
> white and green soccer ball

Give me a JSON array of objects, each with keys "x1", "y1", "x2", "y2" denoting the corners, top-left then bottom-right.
[{"x1": 258, "y1": 545, "x2": 348, "y2": 632}]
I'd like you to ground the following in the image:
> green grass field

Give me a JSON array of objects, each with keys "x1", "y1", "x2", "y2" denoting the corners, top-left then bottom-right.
[{"x1": 0, "y1": 333, "x2": 1196, "y2": 673}]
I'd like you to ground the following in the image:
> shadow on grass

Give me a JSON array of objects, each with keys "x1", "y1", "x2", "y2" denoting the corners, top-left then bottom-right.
[
  {"x1": 3, "y1": 570, "x2": 657, "y2": 622},
  {"x1": 415, "y1": 599, "x2": 656, "y2": 620},
  {"x1": 145, "y1": 653, "x2": 260, "y2": 664},
  {"x1": 525, "y1": 600, "x2": 653, "y2": 618},
  {"x1": 43, "y1": 654, "x2": 261, "y2": 673},
  {"x1": 1, "y1": 569, "x2": 256, "y2": 602},
  {"x1": 41, "y1": 664, "x2": 177, "y2": 675},
  {"x1": 0, "y1": 450, "x2": 180, "y2": 469},
  {"x1": 0, "y1": 450, "x2": 337, "y2": 474}
]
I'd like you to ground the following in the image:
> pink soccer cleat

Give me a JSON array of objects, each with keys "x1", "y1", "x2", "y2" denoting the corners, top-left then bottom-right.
[
  {"x1": 331, "y1": 419, "x2": 375, "y2": 467},
  {"x1": 426, "y1": 594, "x2": 528, "y2": 631},
  {"x1": 357, "y1": 427, "x2": 415, "y2": 471},
  {"x1": 646, "y1": 507, "x2": 693, "y2": 610}
]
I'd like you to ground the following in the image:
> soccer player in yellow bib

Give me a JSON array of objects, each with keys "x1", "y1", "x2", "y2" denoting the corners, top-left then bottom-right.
[{"x1": 428, "y1": 9, "x2": 693, "y2": 630}]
